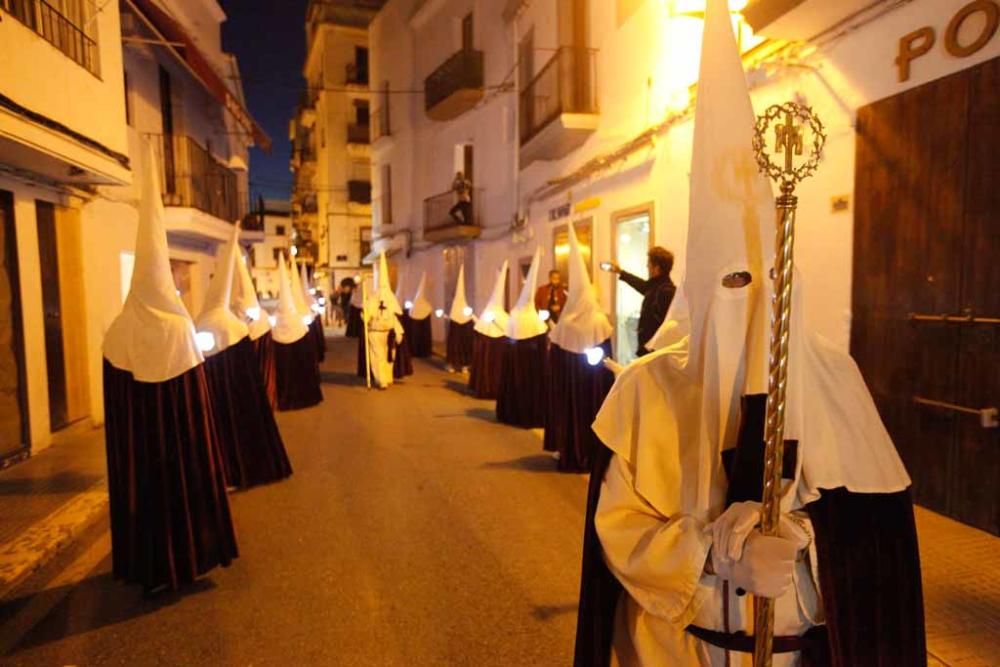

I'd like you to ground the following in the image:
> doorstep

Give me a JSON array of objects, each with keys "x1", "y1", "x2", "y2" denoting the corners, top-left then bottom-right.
[{"x1": 0, "y1": 422, "x2": 108, "y2": 601}]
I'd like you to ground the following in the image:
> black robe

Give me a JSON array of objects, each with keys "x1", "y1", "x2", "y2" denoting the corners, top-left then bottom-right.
[
  {"x1": 573, "y1": 394, "x2": 926, "y2": 666},
  {"x1": 469, "y1": 332, "x2": 507, "y2": 400},
  {"x1": 345, "y1": 305, "x2": 363, "y2": 338},
  {"x1": 253, "y1": 332, "x2": 278, "y2": 411},
  {"x1": 496, "y1": 333, "x2": 548, "y2": 428},
  {"x1": 103, "y1": 361, "x2": 238, "y2": 593},
  {"x1": 309, "y1": 316, "x2": 326, "y2": 362},
  {"x1": 274, "y1": 334, "x2": 323, "y2": 410},
  {"x1": 446, "y1": 319, "x2": 475, "y2": 369},
  {"x1": 544, "y1": 340, "x2": 614, "y2": 471},
  {"x1": 404, "y1": 312, "x2": 433, "y2": 358},
  {"x1": 202, "y1": 337, "x2": 292, "y2": 489}
]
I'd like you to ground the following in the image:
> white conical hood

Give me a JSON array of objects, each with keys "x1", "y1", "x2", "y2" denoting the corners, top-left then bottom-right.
[
  {"x1": 103, "y1": 139, "x2": 203, "y2": 382},
  {"x1": 231, "y1": 247, "x2": 270, "y2": 340},
  {"x1": 299, "y1": 261, "x2": 319, "y2": 314},
  {"x1": 409, "y1": 271, "x2": 433, "y2": 320},
  {"x1": 289, "y1": 256, "x2": 313, "y2": 322},
  {"x1": 271, "y1": 253, "x2": 309, "y2": 344},
  {"x1": 474, "y1": 260, "x2": 509, "y2": 338},
  {"x1": 368, "y1": 251, "x2": 402, "y2": 315},
  {"x1": 550, "y1": 222, "x2": 613, "y2": 353},
  {"x1": 592, "y1": 0, "x2": 909, "y2": 526},
  {"x1": 194, "y1": 225, "x2": 249, "y2": 356},
  {"x1": 505, "y1": 247, "x2": 548, "y2": 340},
  {"x1": 449, "y1": 263, "x2": 474, "y2": 324}
]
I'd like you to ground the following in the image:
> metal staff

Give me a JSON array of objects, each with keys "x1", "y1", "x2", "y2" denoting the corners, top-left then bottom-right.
[
  {"x1": 360, "y1": 276, "x2": 372, "y2": 390},
  {"x1": 750, "y1": 102, "x2": 825, "y2": 666}
]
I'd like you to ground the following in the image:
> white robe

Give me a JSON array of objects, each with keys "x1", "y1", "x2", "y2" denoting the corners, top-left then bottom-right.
[{"x1": 366, "y1": 303, "x2": 403, "y2": 389}]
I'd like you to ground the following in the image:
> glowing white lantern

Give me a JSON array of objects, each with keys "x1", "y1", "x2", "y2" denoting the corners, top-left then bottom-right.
[
  {"x1": 584, "y1": 346, "x2": 606, "y2": 366},
  {"x1": 434, "y1": 308, "x2": 444, "y2": 318},
  {"x1": 539, "y1": 309, "x2": 551, "y2": 322},
  {"x1": 268, "y1": 315, "x2": 277, "y2": 326},
  {"x1": 482, "y1": 311, "x2": 495, "y2": 324},
  {"x1": 404, "y1": 300, "x2": 414, "y2": 310},
  {"x1": 246, "y1": 306, "x2": 261, "y2": 322},
  {"x1": 195, "y1": 331, "x2": 216, "y2": 353},
  {"x1": 301, "y1": 315, "x2": 313, "y2": 326},
  {"x1": 462, "y1": 306, "x2": 474, "y2": 318}
]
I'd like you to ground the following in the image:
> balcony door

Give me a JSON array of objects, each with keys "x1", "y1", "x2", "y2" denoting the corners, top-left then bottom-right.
[
  {"x1": 612, "y1": 206, "x2": 651, "y2": 365},
  {"x1": 0, "y1": 191, "x2": 28, "y2": 462},
  {"x1": 461, "y1": 13, "x2": 473, "y2": 51}
]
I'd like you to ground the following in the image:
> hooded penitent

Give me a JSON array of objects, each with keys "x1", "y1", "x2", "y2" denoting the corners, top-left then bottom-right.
[
  {"x1": 407, "y1": 271, "x2": 433, "y2": 357},
  {"x1": 575, "y1": 1, "x2": 922, "y2": 665},
  {"x1": 272, "y1": 254, "x2": 323, "y2": 410},
  {"x1": 231, "y1": 248, "x2": 277, "y2": 409},
  {"x1": 102, "y1": 139, "x2": 237, "y2": 593},
  {"x1": 496, "y1": 247, "x2": 548, "y2": 428},
  {"x1": 545, "y1": 222, "x2": 614, "y2": 471},
  {"x1": 194, "y1": 226, "x2": 292, "y2": 489},
  {"x1": 299, "y1": 261, "x2": 326, "y2": 362},
  {"x1": 346, "y1": 274, "x2": 364, "y2": 338},
  {"x1": 469, "y1": 261, "x2": 509, "y2": 399},
  {"x1": 446, "y1": 263, "x2": 475, "y2": 370},
  {"x1": 359, "y1": 252, "x2": 406, "y2": 389}
]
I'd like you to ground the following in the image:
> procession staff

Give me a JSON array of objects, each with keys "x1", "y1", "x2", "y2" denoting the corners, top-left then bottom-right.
[
  {"x1": 102, "y1": 140, "x2": 237, "y2": 593},
  {"x1": 575, "y1": 1, "x2": 924, "y2": 664},
  {"x1": 496, "y1": 247, "x2": 549, "y2": 428}
]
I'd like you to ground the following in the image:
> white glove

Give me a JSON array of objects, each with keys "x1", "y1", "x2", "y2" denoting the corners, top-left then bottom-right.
[
  {"x1": 712, "y1": 501, "x2": 811, "y2": 566},
  {"x1": 712, "y1": 530, "x2": 798, "y2": 598}
]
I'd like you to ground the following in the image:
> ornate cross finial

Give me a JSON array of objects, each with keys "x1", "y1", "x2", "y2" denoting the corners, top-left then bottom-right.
[{"x1": 752, "y1": 102, "x2": 826, "y2": 191}]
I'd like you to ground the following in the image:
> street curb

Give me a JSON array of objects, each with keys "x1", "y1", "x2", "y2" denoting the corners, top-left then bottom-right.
[{"x1": 0, "y1": 482, "x2": 109, "y2": 602}]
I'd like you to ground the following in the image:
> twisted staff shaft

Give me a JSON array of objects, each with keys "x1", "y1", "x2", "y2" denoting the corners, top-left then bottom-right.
[
  {"x1": 753, "y1": 188, "x2": 798, "y2": 666},
  {"x1": 361, "y1": 279, "x2": 372, "y2": 390}
]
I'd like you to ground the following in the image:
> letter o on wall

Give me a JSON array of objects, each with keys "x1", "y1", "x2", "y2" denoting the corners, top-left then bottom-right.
[{"x1": 945, "y1": 0, "x2": 1000, "y2": 57}]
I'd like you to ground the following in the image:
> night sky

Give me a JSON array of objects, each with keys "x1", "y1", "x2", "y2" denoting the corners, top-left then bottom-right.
[{"x1": 220, "y1": 0, "x2": 308, "y2": 203}]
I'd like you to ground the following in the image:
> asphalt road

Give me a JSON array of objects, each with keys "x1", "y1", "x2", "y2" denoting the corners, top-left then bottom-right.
[{"x1": 3, "y1": 337, "x2": 590, "y2": 666}]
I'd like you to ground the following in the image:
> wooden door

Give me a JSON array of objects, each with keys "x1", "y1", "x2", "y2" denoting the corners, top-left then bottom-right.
[
  {"x1": 852, "y1": 57, "x2": 999, "y2": 535},
  {"x1": 36, "y1": 201, "x2": 68, "y2": 431},
  {"x1": 55, "y1": 205, "x2": 89, "y2": 424},
  {"x1": 0, "y1": 191, "x2": 28, "y2": 461}
]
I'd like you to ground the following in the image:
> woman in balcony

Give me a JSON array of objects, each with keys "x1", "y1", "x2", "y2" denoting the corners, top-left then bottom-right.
[
  {"x1": 448, "y1": 171, "x2": 473, "y2": 225},
  {"x1": 496, "y1": 248, "x2": 549, "y2": 428}
]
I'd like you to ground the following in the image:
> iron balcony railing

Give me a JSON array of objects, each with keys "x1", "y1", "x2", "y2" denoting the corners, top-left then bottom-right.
[
  {"x1": 146, "y1": 133, "x2": 247, "y2": 223},
  {"x1": 371, "y1": 104, "x2": 390, "y2": 142},
  {"x1": 423, "y1": 188, "x2": 483, "y2": 234},
  {"x1": 1, "y1": 0, "x2": 99, "y2": 75},
  {"x1": 348, "y1": 180, "x2": 372, "y2": 204},
  {"x1": 425, "y1": 48, "x2": 484, "y2": 113},
  {"x1": 347, "y1": 123, "x2": 370, "y2": 145},
  {"x1": 519, "y1": 47, "x2": 598, "y2": 146}
]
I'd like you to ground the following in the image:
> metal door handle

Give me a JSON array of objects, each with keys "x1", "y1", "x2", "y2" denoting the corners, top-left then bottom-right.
[{"x1": 913, "y1": 396, "x2": 999, "y2": 429}]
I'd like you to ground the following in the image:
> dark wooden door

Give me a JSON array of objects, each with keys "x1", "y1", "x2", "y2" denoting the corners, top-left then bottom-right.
[
  {"x1": 0, "y1": 190, "x2": 28, "y2": 462},
  {"x1": 852, "y1": 57, "x2": 999, "y2": 535},
  {"x1": 35, "y1": 201, "x2": 69, "y2": 432},
  {"x1": 461, "y1": 13, "x2": 473, "y2": 51}
]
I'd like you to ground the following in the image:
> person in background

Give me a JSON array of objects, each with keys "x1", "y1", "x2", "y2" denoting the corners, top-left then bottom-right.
[
  {"x1": 449, "y1": 171, "x2": 473, "y2": 225},
  {"x1": 337, "y1": 277, "x2": 355, "y2": 328},
  {"x1": 534, "y1": 269, "x2": 568, "y2": 324},
  {"x1": 606, "y1": 247, "x2": 675, "y2": 357}
]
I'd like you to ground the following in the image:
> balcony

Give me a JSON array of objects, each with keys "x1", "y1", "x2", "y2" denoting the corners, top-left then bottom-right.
[
  {"x1": 425, "y1": 49, "x2": 484, "y2": 121},
  {"x1": 1, "y1": 0, "x2": 99, "y2": 75},
  {"x1": 519, "y1": 47, "x2": 599, "y2": 166},
  {"x1": 347, "y1": 123, "x2": 370, "y2": 145},
  {"x1": 348, "y1": 180, "x2": 372, "y2": 205},
  {"x1": 422, "y1": 189, "x2": 482, "y2": 243},
  {"x1": 148, "y1": 133, "x2": 246, "y2": 223},
  {"x1": 298, "y1": 89, "x2": 318, "y2": 128}
]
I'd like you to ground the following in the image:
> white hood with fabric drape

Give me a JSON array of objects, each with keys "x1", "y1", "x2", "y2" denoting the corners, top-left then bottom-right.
[
  {"x1": 449, "y1": 264, "x2": 474, "y2": 325},
  {"x1": 231, "y1": 247, "x2": 271, "y2": 341},
  {"x1": 408, "y1": 271, "x2": 433, "y2": 320},
  {"x1": 549, "y1": 222, "x2": 613, "y2": 353},
  {"x1": 474, "y1": 261, "x2": 509, "y2": 338},
  {"x1": 289, "y1": 257, "x2": 313, "y2": 323},
  {"x1": 271, "y1": 254, "x2": 310, "y2": 344},
  {"x1": 193, "y1": 224, "x2": 250, "y2": 356},
  {"x1": 103, "y1": 140, "x2": 203, "y2": 382},
  {"x1": 505, "y1": 247, "x2": 548, "y2": 340}
]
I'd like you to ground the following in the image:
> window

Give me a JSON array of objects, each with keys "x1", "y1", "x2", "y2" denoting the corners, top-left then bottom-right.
[
  {"x1": 1, "y1": 0, "x2": 100, "y2": 75},
  {"x1": 123, "y1": 70, "x2": 133, "y2": 126},
  {"x1": 275, "y1": 225, "x2": 286, "y2": 236},
  {"x1": 381, "y1": 165, "x2": 392, "y2": 226},
  {"x1": 272, "y1": 247, "x2": 284, "y2": 265}
]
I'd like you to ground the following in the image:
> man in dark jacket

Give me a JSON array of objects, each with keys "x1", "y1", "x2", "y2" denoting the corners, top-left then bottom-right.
[{"x1": 607, "y1": 247, "x2": 675, "y2": 356}]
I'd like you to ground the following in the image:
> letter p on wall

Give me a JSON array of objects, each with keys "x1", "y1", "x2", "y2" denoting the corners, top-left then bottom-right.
[{"x1": 896, "y1": 0, "x2": 1000, "y2": 82}]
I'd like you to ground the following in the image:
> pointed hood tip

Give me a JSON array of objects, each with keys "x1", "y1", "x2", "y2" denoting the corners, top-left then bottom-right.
[
  {"x1": 272, "y1": 251, "x2": 309, "y2": 344},
  {"x1": 449, "y1": 263, "x2": 473, "y2": 324},
  {"x1": 550, "y1": 221, "x2": 613, "y2": 353},
  {"x1": 194, "y1": 225, "x2": 249, "y2": 355},
  {"x1": 409, "y1": 271, "x2": 433, "y2": 320},
  {"x1": 474, "y1": 260, "x2": 509, "y2": 337},
  {"x1": 506, "y1": 246, "x2": 548, "y2": 340}
]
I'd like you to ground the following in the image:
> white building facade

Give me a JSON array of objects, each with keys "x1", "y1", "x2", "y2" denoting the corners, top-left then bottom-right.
[
  {"x1": 0, "y1": 0, "x2": 266, "y2": 462},
  {"x1": 371, "y1": 0, "x2": 1000, "y2": 534},
  {"x1": 248, "y1": 198, "x2": 293, "y2": 298}
]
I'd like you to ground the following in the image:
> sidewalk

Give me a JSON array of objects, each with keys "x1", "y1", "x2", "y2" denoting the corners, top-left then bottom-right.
[{"x1": 0, "y1": 423, "x2": 108, "y2": 600}]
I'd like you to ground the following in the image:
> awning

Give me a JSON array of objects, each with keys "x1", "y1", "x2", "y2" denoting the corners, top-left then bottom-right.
[{"x1": 126, "y1": 0, "x2": 272, "y2": 152}]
